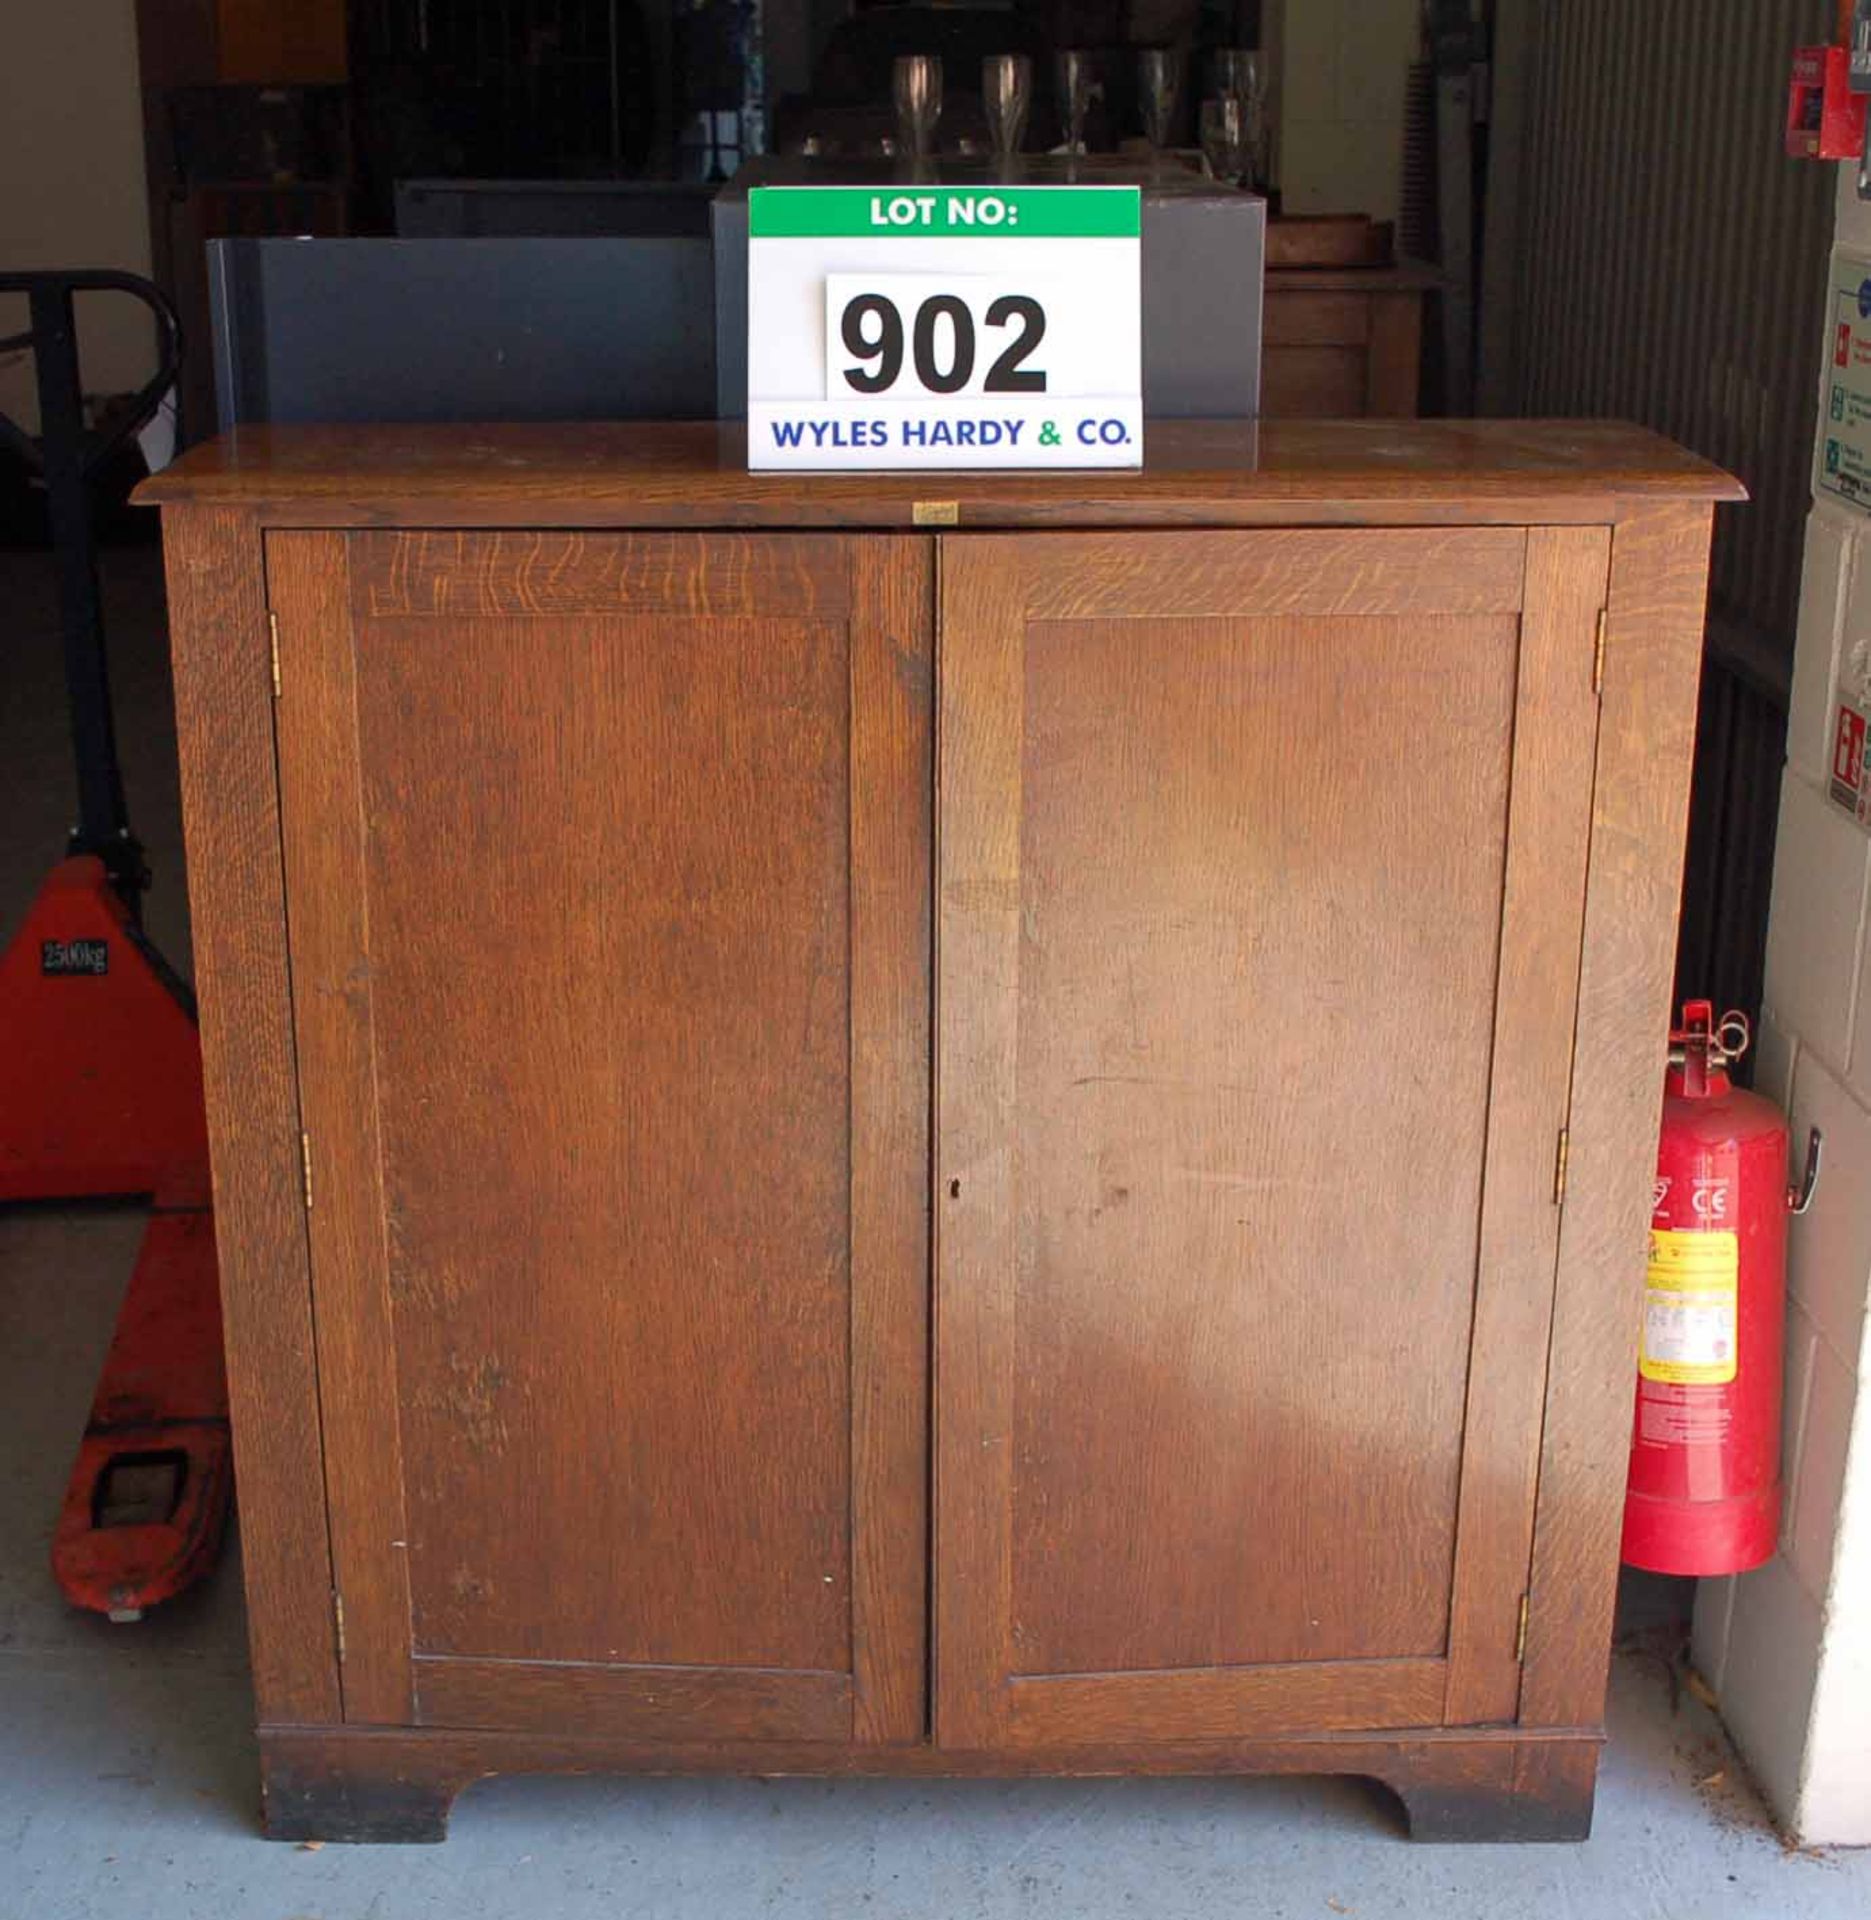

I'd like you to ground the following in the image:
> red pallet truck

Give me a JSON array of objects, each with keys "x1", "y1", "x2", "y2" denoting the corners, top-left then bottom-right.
[{"x1": 0, "y1": 271, "x2": 230, "y2": 1620}]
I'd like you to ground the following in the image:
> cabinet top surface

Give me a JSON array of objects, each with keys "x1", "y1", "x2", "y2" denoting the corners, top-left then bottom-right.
[{"x1": 137, "y1": 419, "x2": 1742, "y2": 528}]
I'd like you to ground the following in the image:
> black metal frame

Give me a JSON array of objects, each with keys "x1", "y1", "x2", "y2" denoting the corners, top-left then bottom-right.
[{"x1": 0, "y1": 272, "x2": 182, "y2": 903}]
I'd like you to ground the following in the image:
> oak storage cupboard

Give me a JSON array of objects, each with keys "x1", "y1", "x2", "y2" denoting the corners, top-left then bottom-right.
[{"x1": 140, "y1": 421, "x2": 1742, "y2": 1843}]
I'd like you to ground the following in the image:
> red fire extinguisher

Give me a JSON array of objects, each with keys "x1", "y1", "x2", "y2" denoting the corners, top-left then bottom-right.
[{"x1": 1621, "y1": 1002, "x2": 1822, "y2": 1575}]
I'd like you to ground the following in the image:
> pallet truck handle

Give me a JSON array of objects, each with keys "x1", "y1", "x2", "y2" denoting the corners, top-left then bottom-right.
[
  {"x1": 0, "y1": 270, "x2": 184, "y2": 479},
  {"x1": 0, "y1": 269, "x2": 185, "y2": 899}
]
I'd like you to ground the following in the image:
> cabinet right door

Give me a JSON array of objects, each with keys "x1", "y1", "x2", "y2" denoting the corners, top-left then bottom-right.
[{"x1": 934, "y1": 524, "x2": 1609, "y2": 1749}]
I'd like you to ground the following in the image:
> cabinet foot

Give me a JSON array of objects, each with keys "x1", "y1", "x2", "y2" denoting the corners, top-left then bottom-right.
[
  {"x1": 260, "y1": 1733, "x2": 465, "y2": 1844},
  {"x1": 1384, "y1": 1740, "x2": 1598, "y2": 1843}
]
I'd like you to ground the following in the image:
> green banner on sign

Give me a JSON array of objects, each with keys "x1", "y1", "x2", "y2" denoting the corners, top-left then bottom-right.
[{"x1": 749, "y1": 185, "x2": 1141, "y2": 240}]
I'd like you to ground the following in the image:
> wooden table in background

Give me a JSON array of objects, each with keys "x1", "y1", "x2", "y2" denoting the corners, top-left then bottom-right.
[{"x1": 1262, "y1": 261, "x2": 1441, "y2": 418}]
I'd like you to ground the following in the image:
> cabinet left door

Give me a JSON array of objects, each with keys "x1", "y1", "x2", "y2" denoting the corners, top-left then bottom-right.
[{"x1": 265, "y1": 528, "x2": 932, "y2": 1747}]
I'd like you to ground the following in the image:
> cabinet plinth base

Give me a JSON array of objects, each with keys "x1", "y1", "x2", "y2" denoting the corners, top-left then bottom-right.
[
  {"x1": 262, "y1": 1741, "x2": 460, "y2": 1844},
  {"x1": 1386, "y1": 1738, "x2": 1599, "y2": 1842},
  {"x1": 257, "y1": 1726, "x2": 1602, "y2": 1846}
]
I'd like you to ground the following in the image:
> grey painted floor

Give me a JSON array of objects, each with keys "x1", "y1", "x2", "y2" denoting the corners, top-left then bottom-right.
[{"x1": 4, "y1": 545, "x2": 1870, "y2": 1917}]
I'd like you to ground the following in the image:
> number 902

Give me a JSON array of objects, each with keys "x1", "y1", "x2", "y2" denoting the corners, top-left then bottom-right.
[{"x1": 841, "y1": 293, "x2": 1047, "y2": 396}]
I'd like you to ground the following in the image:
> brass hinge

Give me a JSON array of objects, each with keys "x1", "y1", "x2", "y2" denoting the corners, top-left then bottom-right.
[
  {"x1": 333, "y1": 1590, "x2": 347, "y2": 1662},
  {"x1": 1552, "y1": 1127, "x2": 1570, "y2": 1207},
  {"x1": 300, "y1": 1130, "x2": 315, "y2": 1211},
  {"x1": 1515, "y1": 1592, "x2": 1530, "y2": 1664},
  {"x1": 1592, "y1": 609, "x2": 1607, "y2": 696},
  {"x1": 913, "y1": 500, "x2": 959, "y2": 526},
  {"x1": 268, "y1": 610, "x2": 282, "y2": 698}
]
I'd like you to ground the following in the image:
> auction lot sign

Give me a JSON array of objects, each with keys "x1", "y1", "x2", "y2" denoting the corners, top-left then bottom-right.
[{"x1": 747, "y1": 185, "x2": 1142, "y2": 471}]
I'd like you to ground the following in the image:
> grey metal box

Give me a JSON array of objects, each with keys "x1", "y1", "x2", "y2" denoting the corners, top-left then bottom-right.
[{"x1": 209, "y1": 236, "x2": 716, "y2": 429}]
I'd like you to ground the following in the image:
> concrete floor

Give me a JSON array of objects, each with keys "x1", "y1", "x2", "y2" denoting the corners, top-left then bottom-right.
[{"x1": 4, "y1": 542, "x2": 1870, "y2": 1917}]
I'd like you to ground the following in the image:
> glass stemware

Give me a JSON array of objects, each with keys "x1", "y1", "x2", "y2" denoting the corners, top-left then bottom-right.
[
  {"x1": 983, "y1": 54, "x2": 1032, "y2": 165},
  {"x1": 1138, "y1": 48, "x2": 1179, "y2": 159},
  {"x1": 1207, "y1": 48, "x2": 1267, "y2": 190},
  {"x1": 1055, "y1": 48, "x2": 1094, "y2": 155},
  {"x1": 1199, "y1": 94, "x2": 1249, "y2": 186},
  {"x1": 1210, "y1": 48, "x2": 1263, "y2": 102},
  {"x1": 893, "y1": 54, "x2": 943, "y2": 162}
]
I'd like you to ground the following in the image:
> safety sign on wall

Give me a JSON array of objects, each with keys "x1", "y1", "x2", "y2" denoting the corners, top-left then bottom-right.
[
  {"x1": 1831, "y1": 689, "x2": 1871, "y2": 829},
  {"x1": 1817, "y1": 252, "x2": 1871, "y2": 831},
  {"x1": 746, "y1": 185, "x2": 1142, "y2": 471},
  {"x1": 1818, "y1": 251, "x2": 1871, "y2": 512}
]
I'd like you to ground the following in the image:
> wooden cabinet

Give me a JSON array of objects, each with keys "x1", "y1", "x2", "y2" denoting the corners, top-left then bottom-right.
[{"x1": 142, "y1": 420, "x2": 1741, "y2": 1846}]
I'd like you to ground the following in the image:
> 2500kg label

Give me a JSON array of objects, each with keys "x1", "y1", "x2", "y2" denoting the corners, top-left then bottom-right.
[{"x1": 1639, "y1": 1228, "x2": 1739, "y2": 1386}]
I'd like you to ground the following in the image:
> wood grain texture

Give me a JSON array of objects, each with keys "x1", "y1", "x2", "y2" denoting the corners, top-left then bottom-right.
[
  {"x1": 134, "y1": 420, "x2": 1746, "y2": 531},
  {"x1": 264, "y1": 529, "x2": 930, "y2": 1745},
  {"x1": 1005, "y1": 595, "x2": 1513, "y2": 1679},
  {"x1": 932, "y1": 537, "x2": 1026, "y2": 1750},
  {"x1": 1442, "y1": 526, "x2": 1608, "y2": 1727},
  {"x1": 847, "y1": 537, "x2": 934, "y2": 1745},
  {"x1": 1017, "y1": 528, "x2": 1525, "y2": 618},
  {"x1": 1006, "y1": 1662, "x2": 1447, "y2": 1744},
  {"x1": 353, "y1": 590, "x2": 852, "y2": 1682},
  {"x1": 270, "y1": 532, "x2": 415, "y2": 1726},
  {"x1": 1519, "y1": 506, "x2": 1716, "y2": 1732},
  {"x1": 934, "y1": 527, "x2": 1602, "y2": 1752},
  {"x1": 161, "y1": 506, "x2": 339, "y2": 1724},
  {"x1": 353, "y1": 531, "x2": 848, "y2": 619},
  {"x1": 413, "y1": 1660, "x2": 853, "y2": 1743}
]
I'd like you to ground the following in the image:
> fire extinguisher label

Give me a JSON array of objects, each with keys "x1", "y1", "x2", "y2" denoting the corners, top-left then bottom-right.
[{"x1": 1640, "y1": 1229, "x2": 1740, "y2": 1385}]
